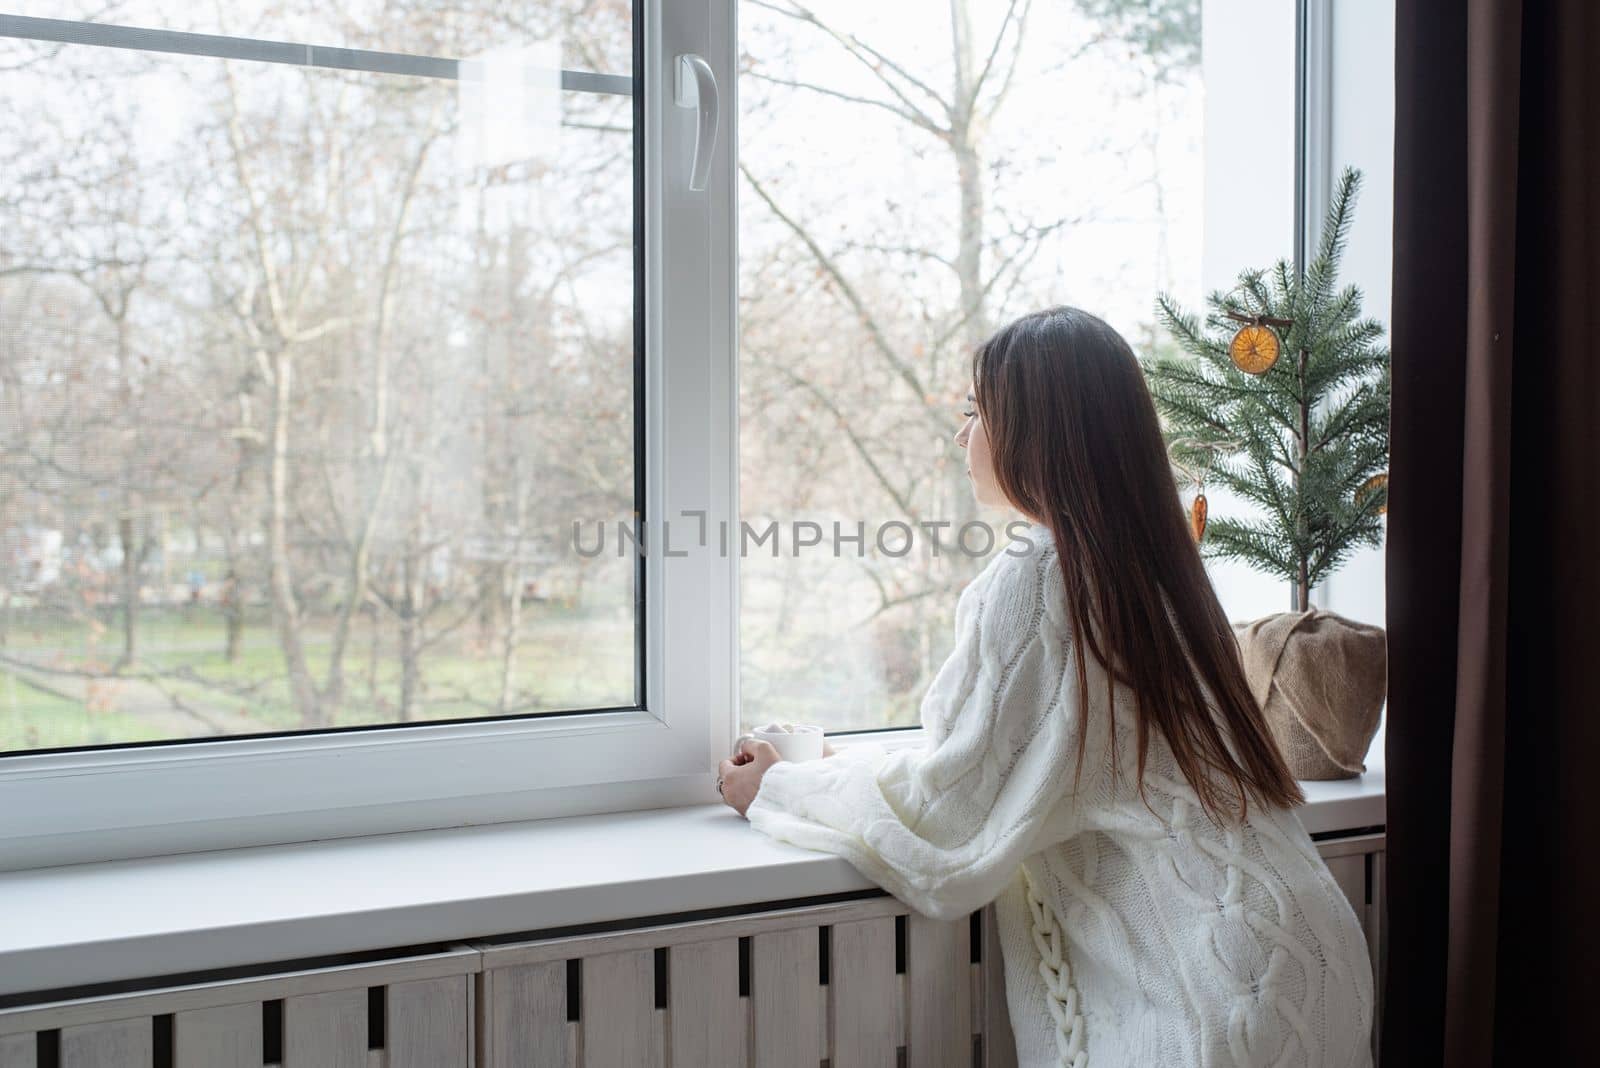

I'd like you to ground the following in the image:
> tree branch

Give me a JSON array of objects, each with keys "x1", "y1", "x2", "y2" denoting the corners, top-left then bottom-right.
[
  {"x1": 745, "y1": 70, "x2": 945, "y2": 137},
  {"x1": 750, "y1": 0, "x2": 951, "y2": 125},
  {"x1": 741, "y1": 163, "x2": 928, "y2": 403},
  {"x1": 968, "y1": 0, "x2": 1029, "y2": 108}
]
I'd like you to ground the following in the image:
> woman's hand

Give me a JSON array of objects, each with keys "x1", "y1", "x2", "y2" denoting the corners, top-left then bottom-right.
[
  {"x1": 718, "y1": 738, "x2": 781, "y2": 817},
  {"x1": 719, "y1": 734, "x2": 838, "y2": 817}
]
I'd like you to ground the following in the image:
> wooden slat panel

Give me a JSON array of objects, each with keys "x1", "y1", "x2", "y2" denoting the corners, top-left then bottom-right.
[
  {"x1": 1365, "y1": 852, "x2": 1384, "y2": 971},
  {"x1": 480, "y1": 963, "x2": 568, "y2": 1068},
  {"x1": 0, "y1": 1033, "x2": 35, "y2": 1068},
  {"x1": 969, "y1": 963, "x2": 982, "y2": 1043},
  {"x1": 388, "y1": 976, "x2": 468, "y2": 1068},
  {"x1": 980, "y1": 907, "x2": 1017, "y2": 1068},
  {"x1": 750, "y1": 928, "x2": 822, "y2": 1068},
  {"x1": 1324, "y1": 846, "x2": 1385, "y2": 1065},
  {"x1": 830, "y1": 918, "x2": 897, "y2": 1068},
  {"x1": 1370, "y1": 850, "x2": 1384, "y2": 1067},
  {"x1": 174, "y1": 1003, "x2": 261, "y2": 1067},
  {"x1": 819, "y1": 978, "x2": 831, "y2": 1066},
  {"x1": 480, "y1": 896, "x2": 904, "y2": 970},
  {"x1": 668, "y1": 939, "x2": 743, "y2": 1068},
  {"x1": 1325, "y1": 853, "x2": 1366, "y2": 917},
  {"x1": 1314, "y1": 833, "x2": 1386, "y2": 859},
  {"x1": 0, "y1": 948, "x2": 479, "y2": 1039},
  {"x1": 284, "y1": 988, "x2": 366, "y2": 1068},
  {"x1": 60, "y1": 1019, "x2": 152, "y2": 1067},
  {"x1": 580, "y1": 951, "x2": 658, "y2": 1067},
  {"x1": 906, "y1": 915, "x2": 971, "y2": 1068},
  {"x1": 894, "y1": 974, "x2": 908, "y2": 1047}
]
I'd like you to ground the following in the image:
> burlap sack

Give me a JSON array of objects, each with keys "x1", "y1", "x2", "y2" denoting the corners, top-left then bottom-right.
[{"x1": 1232, "y1": 609, "x2": 1386, "y2": 780}]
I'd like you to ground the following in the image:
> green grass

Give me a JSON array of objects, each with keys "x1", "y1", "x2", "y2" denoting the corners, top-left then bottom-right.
[
  {"x1": 0, "y1": 669, "x2": 170, "y2": 751},
  {"x1": 0, "y1": 604, "x2": 635, "y2": 751}
]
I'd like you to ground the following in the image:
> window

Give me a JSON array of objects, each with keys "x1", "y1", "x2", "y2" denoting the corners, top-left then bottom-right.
[
  {"x1": 0, "y1": 1, "x2": 739, "y2": 868},
  {"x1": 736, "y1": 0, "x2": 1391, "y2": 735},
  {"x1": 0, "y1": 0, "x2": 1390, "y2": 867},
  {"x1": 0, "y1": 5, "x2": 640, "y2": 752},
  {"x1": 737, "y1": 0, "x2": 1215, "y2": 732}
]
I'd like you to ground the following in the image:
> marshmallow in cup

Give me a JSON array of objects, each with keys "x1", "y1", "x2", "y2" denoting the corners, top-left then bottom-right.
[{"x1": 740, "y1": 721, "x2": 826, "y2": 762}]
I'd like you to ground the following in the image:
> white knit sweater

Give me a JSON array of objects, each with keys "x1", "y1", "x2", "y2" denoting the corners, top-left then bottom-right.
[{"x1": 746, "y1": 523, "x2": 1374, "y2": 1067}]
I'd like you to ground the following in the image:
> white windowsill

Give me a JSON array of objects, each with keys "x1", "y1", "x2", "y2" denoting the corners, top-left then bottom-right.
[{"x1": 0, "y1": 771, "x2": 1383, "y2": 1001}]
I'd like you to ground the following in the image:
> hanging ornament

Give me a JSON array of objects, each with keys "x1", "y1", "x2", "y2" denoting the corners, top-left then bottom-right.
[
  {"x1": 1190, "y1": 491, "x2": 1208, "y2": 542},
  {"x1": 1355, "y1": 472, "x2": 1389, "y2": 515},
  {"x1": 1223, "y1": 311, "x2": 1294, "y2": 375},
  {"x1": 1228, "y1": 324, "x2": 1280, "y2": 374}
]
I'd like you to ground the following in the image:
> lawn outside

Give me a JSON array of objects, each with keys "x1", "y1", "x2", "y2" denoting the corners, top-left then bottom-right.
[{"x1": 0, "y1": 603, "x2": 635, "y2": 752}]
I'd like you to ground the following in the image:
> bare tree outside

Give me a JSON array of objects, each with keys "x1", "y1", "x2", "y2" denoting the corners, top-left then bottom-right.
[
  {"x1": 737, "y1": 0, "x2": 1202, "y2": 729},
  {"x1": 0, "y1": 0, "x2": 1199, "y2": 751},
  {"x1": 0, "y1": 1, "x2": 637, "y2": 750}
]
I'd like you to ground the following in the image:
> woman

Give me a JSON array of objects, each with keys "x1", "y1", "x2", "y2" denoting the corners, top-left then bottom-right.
[{"x1": 718, "y1": 307, "x2": 1374, "y2": 1067}]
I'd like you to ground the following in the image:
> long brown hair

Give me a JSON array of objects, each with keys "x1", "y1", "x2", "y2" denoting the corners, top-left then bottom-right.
[{"x1": 972, "y1": 306, "x2": 1303, "y2": 822}]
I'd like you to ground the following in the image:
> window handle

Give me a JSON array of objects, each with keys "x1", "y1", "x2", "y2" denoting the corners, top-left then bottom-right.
[{"x1": 673, "y1": 53, "x2": 719, "y2": 192}]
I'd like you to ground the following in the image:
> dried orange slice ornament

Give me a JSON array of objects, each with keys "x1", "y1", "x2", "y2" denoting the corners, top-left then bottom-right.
[
  {"x1": 1356, "y1": 472, "x2": 1389, "y2": 514},
  {"x1": 1228, "y1": 323, "x2": 1281, "y2": 374}
]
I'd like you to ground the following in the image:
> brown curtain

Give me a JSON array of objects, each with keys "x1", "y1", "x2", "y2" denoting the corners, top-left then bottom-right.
[{"x1": 1385, "y1": 1, "x2": 1599, "y2": 1064}]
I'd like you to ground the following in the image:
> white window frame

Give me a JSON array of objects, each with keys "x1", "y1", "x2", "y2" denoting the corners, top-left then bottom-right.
[
  {"x1": 0, "y1": 0, "x2": 740, "y2": 871},
  {"x1": 0, "y1": 1, "x2": 1364, "y2": 872}
]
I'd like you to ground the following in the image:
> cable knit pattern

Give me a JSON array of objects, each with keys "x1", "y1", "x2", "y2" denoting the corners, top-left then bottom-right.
[
  {"x1": 1023, "y1": 864, "x2": 1089, "y2": 1067},
  {"x1": 745, "y1": 522, "x2": 1374, "y2": 1067}
]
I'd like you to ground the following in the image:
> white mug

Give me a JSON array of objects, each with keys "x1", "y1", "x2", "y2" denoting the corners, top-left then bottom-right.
[{"x1": 741, "y1": 722, "x2": 825, "y2": 762}]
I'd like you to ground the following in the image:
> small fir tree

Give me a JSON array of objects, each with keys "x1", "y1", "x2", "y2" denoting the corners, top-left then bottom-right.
[{"x1": 1146, "y1": 166, "x2": 1390, "y2": 610}]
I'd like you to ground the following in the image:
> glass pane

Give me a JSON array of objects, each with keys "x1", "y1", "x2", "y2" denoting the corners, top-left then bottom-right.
[
  {"x1": 1192, "y1": 0, "x2": 1297, "y2": 625},
  {"x1": 738, "y1": 0, "x2": 1210, "y2": 732},
  {"x1": 4, "y1": 1, "x2": 631, "y2": 71},
  {"x1": 0, "y1": 5, "x2": 638, "y2": 753}
]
